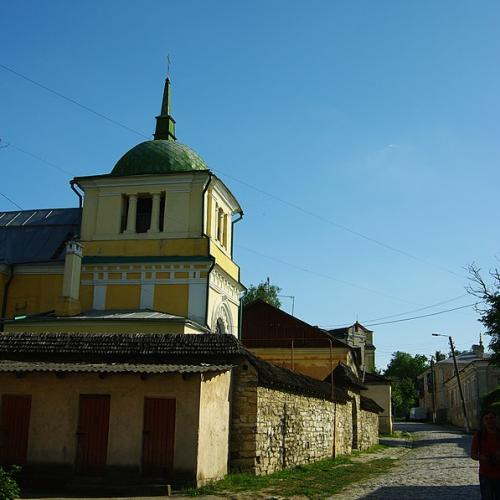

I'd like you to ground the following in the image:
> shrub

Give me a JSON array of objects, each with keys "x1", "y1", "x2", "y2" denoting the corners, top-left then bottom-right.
[{"x1": 0, "y1": 466, "x2": 20, "y2": 500}]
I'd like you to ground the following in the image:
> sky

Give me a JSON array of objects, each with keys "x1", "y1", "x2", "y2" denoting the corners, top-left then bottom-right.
[{"x1": 1, "y1": 0, "x2": 499, "y2": 369}]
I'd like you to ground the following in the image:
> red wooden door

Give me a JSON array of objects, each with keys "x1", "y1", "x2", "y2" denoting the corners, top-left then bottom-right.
[
  {"x1": 0, "y1": 395, "x2": 31, "y2": 466},
  {"x1": 142, "y1": 398, "x2": 176, "y2": 477},
  {"x1": 76, "y1": 395, "x2": 110, "y2": 475}
]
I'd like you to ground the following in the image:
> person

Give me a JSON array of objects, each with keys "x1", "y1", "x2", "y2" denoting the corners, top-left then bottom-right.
[{"x1": 471, "y1": 409, "x2": 500, "y2": 499}]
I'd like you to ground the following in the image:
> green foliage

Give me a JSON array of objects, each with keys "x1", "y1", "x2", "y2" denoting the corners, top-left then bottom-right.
[
  {"x1": 0, "y1": 466, "x2": 20, "y2": 500},
  {"x1": 468, "y1": 265, "x2": 500, "y2": 364},
  {"x1": 241, "y1": 279, "x2": 281, "y2": 308},
  {"x1": 384, "y1": 351, "x2": 429, "y2": 417},
  {"x1": 481, "y1": 386, "x2": 500, "y2": 412}
]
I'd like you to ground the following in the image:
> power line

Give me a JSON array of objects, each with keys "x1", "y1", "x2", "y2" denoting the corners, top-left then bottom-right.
[
  {"x1": 363, "y1": 302, "x2": 476, "y2": 327},
  {"x1": 322, "y1": 293, "x2": 469, "y2": 328},
  {"x1": 1, "y1": 62, "x2": 466, "y2": 282},
  {"x1": 215, "y1": 168, "x2": 464, "y2": 280},
  {"x1": 0, "y1": 63, "x2": 149, "y2": 140},
  {"x1": 237, "y1": 243, "x2": 422, "y2": 306},
  {"x1": 0, "y1": 190, "x2": 23, "y2": 210},
  {"x1": 4, "y1": 141, "x2": 74, "y2": 176}
]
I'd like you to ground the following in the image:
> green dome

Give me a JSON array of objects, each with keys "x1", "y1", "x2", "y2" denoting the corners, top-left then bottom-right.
[{"x1": 111, "y1": 140, "x2": 208, "y2": 176}]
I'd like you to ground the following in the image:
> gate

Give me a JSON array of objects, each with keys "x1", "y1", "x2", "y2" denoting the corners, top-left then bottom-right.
[
  {"x1": 75, "y1": 395, "x2": 110, "y2": 475},
  {"x1": 0, "y1": 394, "x2": 31, "y2": 466},
  {"x1": 142, "y1": 398, "x2": 176, "y2": 477}
]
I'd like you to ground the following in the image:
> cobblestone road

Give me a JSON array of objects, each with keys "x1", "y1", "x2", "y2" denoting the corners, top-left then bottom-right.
[{"x1": 331, "y1": 422, "x2": 480, "y2": 499}]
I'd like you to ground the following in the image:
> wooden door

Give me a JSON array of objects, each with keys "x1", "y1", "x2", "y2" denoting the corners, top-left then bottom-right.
[
  {"x1": 142, "y1": 398, "x2": 176, "y2": 477},
  {"x1": 0, "y1": 395, "x2": 31, "y2": 466},
  {"x1": 76, "y1": 395, "x2": 110, "y2": 475}
]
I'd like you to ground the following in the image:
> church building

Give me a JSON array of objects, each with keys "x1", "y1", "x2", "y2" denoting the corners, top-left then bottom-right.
[{"x1": 1, "y1": 77, "x2": 244, "y2": 336}]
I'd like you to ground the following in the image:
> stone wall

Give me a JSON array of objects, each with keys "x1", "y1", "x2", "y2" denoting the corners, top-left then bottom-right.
[
  {"x1": 230, "y1": 363, "x2": 353, "y2": 475},
  {"x1": 230, "y1": 363, "x2": 380, "y2": 475},
  {"x1": 254, "y1": 386, "x2": 336, "y2": 474},
  {"x1": 358, "y1": 409, "x2": 379, "y2": 451},
  {"x1": 333, "y1": 399, "x2": 352, "y2": 456}
]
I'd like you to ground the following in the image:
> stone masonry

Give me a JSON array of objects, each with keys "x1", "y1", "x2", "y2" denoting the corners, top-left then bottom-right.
[
  {"x1": 230, "y1": 361, "x2": 380, "y2": 475},
  {"x1": 359, "y1": 408, "x2": 379, "y2": 451}
]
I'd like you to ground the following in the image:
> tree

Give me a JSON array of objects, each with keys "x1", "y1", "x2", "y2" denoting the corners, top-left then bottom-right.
[
  {"x1": 384, "y1": 351, "x2": 429, "y2": 417},
  {"x1": 468, "y1": 264, "x2": 500, "y2": 363},
  {"x1": 241, "y1": 279, "x2": 281, "y2": 308}
]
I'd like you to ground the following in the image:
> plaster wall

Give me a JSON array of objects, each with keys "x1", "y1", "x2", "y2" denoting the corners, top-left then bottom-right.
[
  {"x1": 247, "y1": 348, "x2": 357, "y2": 381},
  {"x1": 364, "y1": 383, "x2": 392, "y2": 434},
  {"x1": 79, "y1": 173, "x2": 207, "y2": 241},
  {"x1": 5, "y1": 273, "x2": 63, "y2": 318},
  {"x1": 0, "y1": 372, "x2": 202, "y2": 478},
  {"x1": 4, "y1": 320, "x2": 204, "y2": 335},
  {"x1": 197, "y1": 371, "x2": 231, "y2": 484}
]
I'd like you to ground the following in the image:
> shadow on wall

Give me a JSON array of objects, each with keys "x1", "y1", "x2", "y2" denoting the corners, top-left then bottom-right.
[{"x1": 360, "y1": 484, "x2": 479, "y2": 499}]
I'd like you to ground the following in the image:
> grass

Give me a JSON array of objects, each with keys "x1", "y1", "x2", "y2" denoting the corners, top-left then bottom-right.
[{"x1": 185, "y1": 446, "x2": 397, "y2": 499}]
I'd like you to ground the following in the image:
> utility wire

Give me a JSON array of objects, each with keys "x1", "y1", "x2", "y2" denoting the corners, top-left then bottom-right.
[
  {"x1": 0, "y1": 190, "x2": 23, "y2": 210},
  {"x1": 0, "y1": 63, "x2": 149, "y2": 140},
  {"x1": 1, "y1": 62, "x2": 465, "y2": 282},
  {"x1": 322, "y1": 293, "x2": 469, "y2": 328},
  {"x1": 4, "y1": 141, "x2": 74, "y2": 176},
  {"x1": 216, "y1": 168, "x2": 464, "y2": 280},
  {"x1": 363, "y1": 302, "x2": 476, "y2": 327},
  {"x1": 237, "y1": 243, "x2": 422, "y2": 306},
  {"x1": 1, "y1": 136, "x2": 468, "y2": 312}
]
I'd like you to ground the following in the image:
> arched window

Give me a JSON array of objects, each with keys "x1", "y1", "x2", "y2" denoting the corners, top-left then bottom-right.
[{"x1": 215, "y1": 318, "x2": 226, "y2": 335}]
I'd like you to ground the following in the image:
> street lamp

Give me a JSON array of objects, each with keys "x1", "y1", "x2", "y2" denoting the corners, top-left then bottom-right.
[{"x1": 432, "y1": 333, "x2": 470, "y2": 432}]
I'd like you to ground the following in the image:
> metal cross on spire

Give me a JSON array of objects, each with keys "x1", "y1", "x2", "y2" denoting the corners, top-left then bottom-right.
[{"x1": 166, "y1": 54, "x2": 171, "y2": 79}]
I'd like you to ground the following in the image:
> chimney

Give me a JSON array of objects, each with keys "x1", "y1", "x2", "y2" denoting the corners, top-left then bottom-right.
[{"x1": 55, "y1": 241, "x2": 83, "y2": 316}]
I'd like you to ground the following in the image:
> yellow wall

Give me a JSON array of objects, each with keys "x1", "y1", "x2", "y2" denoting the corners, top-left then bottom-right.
[
  {"x1": 79, "y1": 285, "x2": 94, "y2": 311},
  {"x1": 364, "y1": 384, "x2": 392, "y2": 434},
  {"x1": 82, "y1": 238, "x2": 209, "y2": 258},
  {"x1": 78, "y1": 172, "x2": 209, "y2": 242},
  {"x1": 106, "y1": 284, "x2": 141, "y2": 310},
  {"x1": 154, "y1": 284, "x2": 189, "y2": 317},
  {"x1": 209, "y1": 241, "x2": 239, "y2": 281},
  {"x1": 0, "y1": 369, "x2": 231, "y2": 485},
  {"x1": 5, "y1": 274, "x2": 63, "y2": 318},
  {"x1": 248, "y1": 347, "x2": 358, "y2": 381},
  {"x1": 0, "y1": 372, "x2": 201, "y2": 474},
  {"x1": 4, "y1": 320, "x2": 201, "y2": 335},
  {"x1": 197, "y1": 371, "x2": 231, "y2": 484}
]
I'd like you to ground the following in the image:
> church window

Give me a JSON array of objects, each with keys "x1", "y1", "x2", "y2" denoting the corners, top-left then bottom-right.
[
  {"x1": 215, "y1": 318, "x2": 226, "y2": 335},
  {"x1": 159, "y1": 193, "x2": 166, "y2": 231},
  {"x1": 223, "y1": 213, "x2": 228, "y2": 248},
  {"x1": 136, "y1": 195, "x2": 152, "y2": 233},
  {"x1": 217, "y1": 207, "x2": 224, "y2": 242},
  {"x1": 120, "y1": 195, "x2": 129, "y2": 232}
]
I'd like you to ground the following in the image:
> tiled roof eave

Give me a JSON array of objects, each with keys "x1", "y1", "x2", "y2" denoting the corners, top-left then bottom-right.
[{"x1": 0, "y1": 360, "x2": 234, "y2": 375}]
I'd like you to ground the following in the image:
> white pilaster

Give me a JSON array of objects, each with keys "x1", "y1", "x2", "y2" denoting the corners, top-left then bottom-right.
[{"x1": 124, "y1": 194, "x2": 137, "y2": 233}]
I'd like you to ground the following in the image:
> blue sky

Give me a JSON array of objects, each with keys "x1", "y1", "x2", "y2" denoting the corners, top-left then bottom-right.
[{"x1": 1, "y1": 1, "x2": 499, "y2": 369}]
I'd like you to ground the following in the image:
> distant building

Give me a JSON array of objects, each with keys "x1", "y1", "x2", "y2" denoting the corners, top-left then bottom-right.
[
  {"x1": 242, "y1": 300, "x2": 392, "y2": 433},
  {"x1": 418, "y1": 342, "x2": 490, "y2": 427},
  {"x1": 328, "y1": 322, "x2": 376, "y2": 374}
]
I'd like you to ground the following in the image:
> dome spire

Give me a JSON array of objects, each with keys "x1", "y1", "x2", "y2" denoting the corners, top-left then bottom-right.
[{"x1": 154, "y1": 59, "x2": 177, "y2": 141}]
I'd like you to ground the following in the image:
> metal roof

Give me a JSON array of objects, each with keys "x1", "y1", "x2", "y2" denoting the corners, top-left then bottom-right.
[
  {"x1": 0, "y1": 360, "x2": 233, "y2": 374},
  {"x1": 0, "y1": 208, "x2": 81, "y2": 264}
]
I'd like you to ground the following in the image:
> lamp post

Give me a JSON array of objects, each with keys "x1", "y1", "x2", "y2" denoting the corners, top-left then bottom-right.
[{"x1": 432, "y1": 333, "x2": 470, "y2": 432}]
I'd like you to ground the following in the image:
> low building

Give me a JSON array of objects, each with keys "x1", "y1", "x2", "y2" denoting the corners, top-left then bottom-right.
[
  {"x1": 445, "y1": 358, "x2": 500, "y2": 430},
  {"x1": 242, "y1": 300, "x2": 392, "y2": 434},
  {"x1": 0, "y1": 331, "x2": 382, "y2": 487},
  {"x1": 418, "y1": 344, "x2": 487, "y2": 424}
]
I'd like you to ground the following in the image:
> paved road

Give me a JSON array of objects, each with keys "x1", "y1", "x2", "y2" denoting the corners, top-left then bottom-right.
[{"x1": 332, "y1": 422, "x2": 480, "y2": 499}]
